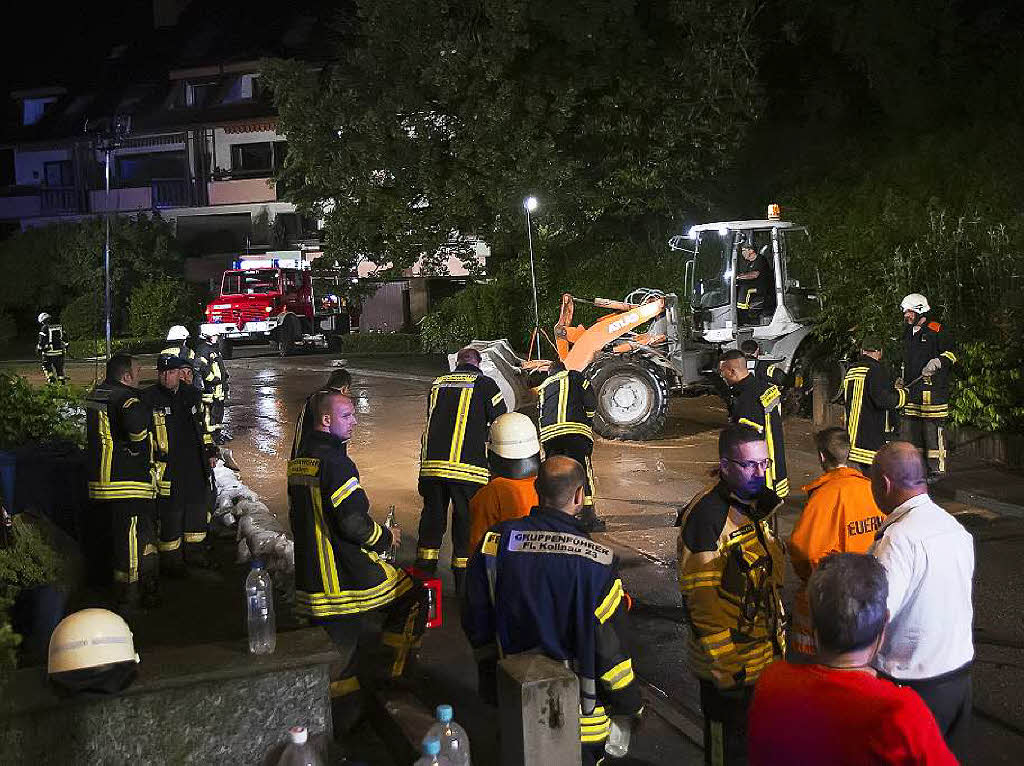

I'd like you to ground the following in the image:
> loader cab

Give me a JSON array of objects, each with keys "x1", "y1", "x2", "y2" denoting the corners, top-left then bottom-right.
[{"x1": 679, "y1": 207, "x2": 817, "y2": 345}]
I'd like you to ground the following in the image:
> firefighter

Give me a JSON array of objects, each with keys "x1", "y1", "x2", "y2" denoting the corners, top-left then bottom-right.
[
  {"x1": 676, "y1": 424, "x2": 786, "y2": 766},
  {"x1": 192, "y1": 327, "x2": 229, "y2": 444},
  {"x1": 843, "y1": 336, "x2": 907, "y2": 472},
  {"x1": 735, "y1": 243, "x2": 773, "y2": 325},
  {"x1": 739, "y1": 339, "x2": 789, "y2": 388},
  {"x1": 537, "y1": 360, "x2": 605, "y2": 532},
  {"x1": 463, "y1": 456, "x2": 644, "y2": 765},
  {"x1": 289, "y1": 391, "x2": 427, "y2": 731},
  {"x1": 416, "y1": 347, "x2": 506, "y2": 588},
  {"x1": 84, "y1": 353, "x2": 158, "y2": 613},
  {"x1": 144, "y1": 350, "x2": 218, "y2": 576},
  {"x1": 718, "y1": 349, "x2": 789, "y2": 498},
  {"x1": 290, "y1": 368, "x2": 352, "y2": 460},
  {"x1": 899, "y1": 294, "x2": 957, "y2": 478},
  {"x1": 36, "y1": 312, "x2": 68, "y2": 384}
]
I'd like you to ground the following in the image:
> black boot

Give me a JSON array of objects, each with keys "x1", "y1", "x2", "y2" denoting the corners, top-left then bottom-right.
[
  {"x1": 140, "y1": 577, "x2": 162, "y2": 609},
  {"x1": 160, "y1": 552, "x2": 190, "y2": 579},
  {"x1": 113, "y1": 582, "x2": 142, "y2": 618}
]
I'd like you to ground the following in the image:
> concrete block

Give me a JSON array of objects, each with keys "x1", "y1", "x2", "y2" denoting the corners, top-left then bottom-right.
[{"x1": 498, "y1": 654, "x2": 581, "y2": 766}]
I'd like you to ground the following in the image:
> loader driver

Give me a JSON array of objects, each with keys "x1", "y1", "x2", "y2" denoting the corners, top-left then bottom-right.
[{"x1": 736, "y1": 243, "x2": 772, "y2": 325}]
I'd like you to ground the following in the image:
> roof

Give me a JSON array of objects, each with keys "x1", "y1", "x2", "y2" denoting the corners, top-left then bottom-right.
[{"x1": 688, "y1": 220, "x2": 806, "y2": 233}]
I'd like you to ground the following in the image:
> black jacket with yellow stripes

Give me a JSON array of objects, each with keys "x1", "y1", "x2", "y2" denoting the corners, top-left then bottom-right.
[
  {"x1": 192, "y1": 337, "x2": 226, "y2": 405},
  {"x1": 725, "y1": 373, "x2": 789, "y2": 498},
  {"x1": 538, "y1": 369, "x2": 597, "y2": 443},
  {"x1": 289, "y1": 430, "x2": 412, "y2": 619},
  {"x1": 677, "y1": 481, "x2": 786, "y2": 690},
  {"x1": 144, "y1": 383, "x2": 215, "y2": 499},
  {"x1": 420, "y1": 363, "x2": 506, "y2": 486},
  {"x1": 85, "y1": 381, "x2": 155, "y2": 501},
  {"x1": 902, "y1": 317, "x2": 956, "y2": 418},
  {"x1": 844, "y1": 354, "x2": 906, "y2": 465},
  {"x1": 463, "y1": 506, "x2": 642, "y2": 744}
]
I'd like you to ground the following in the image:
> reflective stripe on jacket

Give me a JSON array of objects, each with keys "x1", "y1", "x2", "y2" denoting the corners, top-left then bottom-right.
[
  {"x1": 85, "y1": 381, "x2": 155, "y2": 501},
  {"x1": 538, "y1": 369, "x2": 596, "y2": 442}
]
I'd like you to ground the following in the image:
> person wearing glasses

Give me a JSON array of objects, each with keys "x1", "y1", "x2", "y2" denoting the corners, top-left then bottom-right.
[{"x1": 676, "y1": 424, "x2": 787, "y2": 766}]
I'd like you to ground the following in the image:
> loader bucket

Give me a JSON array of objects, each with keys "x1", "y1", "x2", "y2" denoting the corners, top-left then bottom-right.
[{"x1": 448, "y1": 339, "x2": 535, "y2": 412}]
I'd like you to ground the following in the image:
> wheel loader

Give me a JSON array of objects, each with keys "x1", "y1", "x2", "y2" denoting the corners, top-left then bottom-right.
[{"x1": 457, "y1": 205, "x2": 822, "y2": 440}]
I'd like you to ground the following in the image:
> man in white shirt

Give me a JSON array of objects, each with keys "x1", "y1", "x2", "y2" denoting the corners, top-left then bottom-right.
[{"x1": 869, "y1": 441, "x2": 974, "y2": 754}]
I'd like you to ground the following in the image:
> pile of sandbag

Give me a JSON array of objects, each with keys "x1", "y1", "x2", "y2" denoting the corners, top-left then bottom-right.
[{"x1": 211, "y1": 460, "x2": 294, "y2": 576}]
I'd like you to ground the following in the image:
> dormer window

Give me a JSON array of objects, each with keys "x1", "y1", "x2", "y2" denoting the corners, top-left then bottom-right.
[{"x1": 23, "y1": 97, "x2": 58, "y2": 126}]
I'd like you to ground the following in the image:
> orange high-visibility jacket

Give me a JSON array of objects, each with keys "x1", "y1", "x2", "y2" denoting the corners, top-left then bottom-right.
[
  {"x1": 468, "y1": 475, "x2": 538, "y2": 552},
  {"x1": 789, "y1": 467, "x2": 884, "y2": 654}
]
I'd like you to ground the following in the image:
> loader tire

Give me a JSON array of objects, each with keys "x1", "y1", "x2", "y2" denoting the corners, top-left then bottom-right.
[{"x1": 591, "y1": 359, "x2": 670, "y2": 441}]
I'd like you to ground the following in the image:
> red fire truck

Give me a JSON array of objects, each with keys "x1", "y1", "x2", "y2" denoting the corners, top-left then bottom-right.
[{"x1": 200, "y1": 252, "x2": 350, "y2": 358}]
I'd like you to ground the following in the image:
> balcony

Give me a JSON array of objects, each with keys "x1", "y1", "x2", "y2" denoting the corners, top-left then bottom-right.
[
  {"x1": 152, "y1": 178, "x2": 197, "y2": 209},
  {"x1": 207, "y1": 177, "x2": 277, "y2": 206},
  {"x1": 40, "y1": 186, "x2": 81, "y2": 214},
  {"x1": 90, "y1": 186, "x2": 152, "y2": 213},
  {"x1": 0, "y1": 187, "x2": 42, "y2": 220}
]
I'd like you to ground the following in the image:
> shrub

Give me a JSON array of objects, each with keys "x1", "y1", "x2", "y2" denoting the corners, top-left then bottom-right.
[
  {"x1": 0, "y1": 312, "x2": 15, "y2": 347},
  {"x1": 0, "y1": 374, "x2": 86, "y2": 451},
  {"x1": 128, "y1": 278, "x2": 203, "y2": 338},
  {"x1": 334, "y1": 333, "x2": 421, "y2": 353},
  {"x1": 67, "y1": 336, "x2": 165, "y2": 360},
  {"x1": 59, "y1": 293, "x2": 103, "y2": 343}
]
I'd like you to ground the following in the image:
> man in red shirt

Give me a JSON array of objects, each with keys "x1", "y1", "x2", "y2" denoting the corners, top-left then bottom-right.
[{"x1": 748, "y1": 553, "x2": 956, "y2": 765}]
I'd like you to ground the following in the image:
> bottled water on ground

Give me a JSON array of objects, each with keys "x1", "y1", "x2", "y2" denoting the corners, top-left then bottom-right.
[
  {"x1": 273, "y1": 726, "x2": 324, "y2": 766},
  {"x1": 604, "y1": 716, "x2": 632, "y2": 757},
  {"x1": 414, "y1": 737, "x2": 452, "y2": 766},
  {"x1": 246, "y1": 558, "x2": 276, "y2": 655},
  {"x1": 426, "y1": 704, "x2": 470, "y2": 765}
]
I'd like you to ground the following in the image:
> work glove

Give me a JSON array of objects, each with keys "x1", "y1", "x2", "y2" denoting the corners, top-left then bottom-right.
[{"x1": 922, "y1": 357, "x2": 942, "y2": 376}]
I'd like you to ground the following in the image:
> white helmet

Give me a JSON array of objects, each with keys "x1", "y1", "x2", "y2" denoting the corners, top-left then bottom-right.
[
  {"x1": 38, "y1": 312, "x2": 51, "y2": 324},
  {"x1": 900, "y1": 293, "x2": 930, "y2": 314},
  {"x1": 488, "y1": 413, "x2": 540, "y2": 460},
  {"x1": 166, "y1": 325, "x2": 190, "y2": 342},
  {"x1": 48, "y1": 608, "x2": 140, "y2": 674}
]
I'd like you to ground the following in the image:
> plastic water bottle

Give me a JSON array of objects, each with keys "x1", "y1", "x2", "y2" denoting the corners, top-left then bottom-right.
[
  {"x1": 273, "y1": 726, "x2": 324, "y2": 766},
  {"x1": 382, "y1": 505, "x2": 399, "y2": 564},
  {"x1": 426, "y1": 704, "x2": 470, "y2": 765},
  {"x1": 414, "y1": 738, "x2": 452, "y2": 766},
  {"x1": 246, "y1": 558, "x2": 277, "y2": 654},
  {"x1": 604, "y1": 716, "x2": 632, "y2": 757}
]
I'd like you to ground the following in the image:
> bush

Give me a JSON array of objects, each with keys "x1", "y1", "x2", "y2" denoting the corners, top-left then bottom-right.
[
  {"x1": 59, "y1": 293, "x2": 103, "y2": 343},
  {"x1": 949, "y1": 342, "x2": 1024, "y2": 433},
  {"x1": 0, "y1": 374, "x2": 85, "y2": 451},
  {"x1": 334, "y1": 333, "x2": 421, "y2": 353},
  {"x1": 68, "y1": 336, "x2": 165, "y2": 360},
  {"x1": 0, "y1": 312, "x2": 15, "y2": 347},
  {"x1": 128, "y1": 278, "x2": 203, "y2": 338}
]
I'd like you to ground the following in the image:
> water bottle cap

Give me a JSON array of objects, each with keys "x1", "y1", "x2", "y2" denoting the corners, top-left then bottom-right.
[
  {"x1": 436, "y1": 704, "x2": 453, "y2": 723},
  {"x1": 250, "y1": 558, "x2": 264, "y2": 570},
  {"x1": 422, "y1": 738, "x2": 441, "y2": 756},
  {"x1": 288, "y1": 726, "x2": 308, "y2": 745}
]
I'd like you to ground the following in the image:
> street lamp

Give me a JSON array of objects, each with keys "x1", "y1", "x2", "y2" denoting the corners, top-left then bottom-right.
[{"x1": 523, "y1": 196, "x2": 541, "y2": 359}]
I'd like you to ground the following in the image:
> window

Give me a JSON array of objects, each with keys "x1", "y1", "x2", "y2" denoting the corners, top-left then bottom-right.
[
  {"x1": 222, "y1": 74, "x2": 258, "y2": 104},
  {"x1": 281, "y1": 270, "x2": 301, "y2": 294},
  {"x1": 185, "y1": 80, "x2": 217, "y2": 108},
  {"x1": 22, "y1": 97, "x2": 58, "y2": 126},
  {"x1": 44, "y1": 160, "x2": 73, "y2": 187},
  {"x1": 115, "y1": 152, "x2": 186, "y2": 187},
  {"x1": 230, "y1": 141, "x2": 288, "y2": 176},
  {"x1": 222, "y1": 269, "x2": 279, "y2": 295}
]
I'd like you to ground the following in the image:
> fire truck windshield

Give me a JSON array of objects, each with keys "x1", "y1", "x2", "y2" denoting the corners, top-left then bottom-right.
[{"x1": 222, "y1": 269, "x2": 279, "y2": 296}]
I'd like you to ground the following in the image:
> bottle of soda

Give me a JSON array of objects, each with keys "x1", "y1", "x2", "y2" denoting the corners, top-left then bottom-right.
[
  {"x1": 246, "y1": 558, "x2": 277, "y2": 655},
  {"x1": 382, "y1": 505, "x2": 399, "y2": 564},
  {"x1": 425, "y1": 704, "x2": 470, "y2": 765}
]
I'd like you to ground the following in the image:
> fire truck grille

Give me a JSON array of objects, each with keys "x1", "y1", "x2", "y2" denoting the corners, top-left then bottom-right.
[{"x1": 238, "y1": 308, "x2": 265, "y2": 324}]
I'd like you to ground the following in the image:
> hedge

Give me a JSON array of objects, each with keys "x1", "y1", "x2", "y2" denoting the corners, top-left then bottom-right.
[
  {"x1": 68, "y1": 336, "x2": 166, "y2": 360},
  {"x1": 334, "y1": 332, "x2": 421, "y2": 354}
]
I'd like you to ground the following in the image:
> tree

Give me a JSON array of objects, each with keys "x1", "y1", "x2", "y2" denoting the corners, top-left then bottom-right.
[{"x1": 263, "y1": 0, "x2": 763, "y2": 287}]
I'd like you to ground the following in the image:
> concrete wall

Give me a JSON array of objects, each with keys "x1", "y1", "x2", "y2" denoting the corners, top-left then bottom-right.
[
  {"x1": 208, "y1": 177, "x2": 277, "y2": 205},
  {"x1": 0, "y1": 193, "x2": 42, "y2": 220},
  {"x1": 90, "y1": 186, "x2": 152, "y2": 212},
  {"x1": 212, "y1": 127, "x2": 282, "y2": 173}
]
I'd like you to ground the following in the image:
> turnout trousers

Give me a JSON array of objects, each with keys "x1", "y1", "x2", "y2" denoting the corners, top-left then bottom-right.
[
  {"x1": 900, "y1": 416, "x2": 947, "y2": 473},
  {"x1": 156, "y1": 492, "x2": 210, "y2": 564},
  {"x1": 41, "y1": 353, "x2": 66, "y2": 384},
  {"x1": 108, "y1": 498, "x2": 158, "y2": 587},
  {"x1": 319, "y1": 580, "x2": 429, "y2": 732},
  {"x1": 542, "y1": 434, "x2": 600, "y2": 521},
  {"x1": 415, "y1": 478, "x2": 480, "y2": 576},
  {"x1": 700, "y1": 680, "x2": 755, "y2": 766}
]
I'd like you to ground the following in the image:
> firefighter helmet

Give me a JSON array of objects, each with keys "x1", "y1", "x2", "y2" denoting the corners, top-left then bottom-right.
[
  {"x1": 38, "y1": 312, "x2": 50, "y2": 324},
  {"x1": 488, "y1": 413, "x2": 540, "y2": 460},
  {"x1": 900, "y1": 293, "x2": 930, "y2": 314},
  {"x1": 48, "y1": 608, "x2": 140, "y2": 674},
  {"x1": 166, "y1": 325, "x2": 190, "y2": 341}
]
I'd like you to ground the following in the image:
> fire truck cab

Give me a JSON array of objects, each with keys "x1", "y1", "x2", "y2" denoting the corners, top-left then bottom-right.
[{"x1": 200, "y1": 252, "x2": 350, "y2": 358}]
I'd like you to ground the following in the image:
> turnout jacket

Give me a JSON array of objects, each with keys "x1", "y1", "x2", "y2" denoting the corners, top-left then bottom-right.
[
  {"x1": 843, "y1": 354, "x2": 906, "y2": 465},
  {"x1": 191, "y1": 337, "x2": 227, "y2": 406},
  {"x1": 37, "y1": 322, "x2": 67, "y2": 356},
  {"x1": 538, "y1": 369, "x2": 597, "y2": 443},
  {"x1": 677, "y1": 481, "x2": 786, "y2": 689},
  {"x1": 144, "y1": 383, "x2": 215, "y2": 499},
  {"x1": 463, "y1": 507, "x2": 642, "y2": 744},
  {"x1": 725, "y1": 373, "x2": 789, "y2": 498},
  {"x1": 420, "y1": 363, "x2": 506, "y2": 485},
  {"x1": 85, "y1": 381, "x2": 155, "y2": 501},
  {"x1": 902, "y1": 317, "x2": 956, "y2": 418},
  {"x1": 289, "y1": 431, "x2": 412, "y2": 618}
]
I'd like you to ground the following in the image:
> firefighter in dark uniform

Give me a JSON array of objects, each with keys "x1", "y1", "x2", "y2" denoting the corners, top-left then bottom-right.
[
  {"x1": 290, "y1": 368, "x2": 352, "y2": 460},
  {"x1": 144, "y1": 350, "x2": 218, "y2": 576},
  {"x1": 289, "y1": 391, "x2": 427, "y2": 731},
  {"x1": 463, "y1": 456, "x2": 644, "y2": 765},
  {"x1": 84, "y1": 353, "x2": 158, "y2": 612},
  {"x1": 718, "y1": 349, "x2": 789, "y2": 498},
  {"x1": 735, "y1": 243, "x2": 774, "y2": 325},
  {"x1": 193, "y1": 328, "x2": 230, "y2": 444},
  {"x1": 416, "y1": 347, "x2": 506, "y2": 588},
  {"x1": 843, "y1": 336, "x2": 907, "y2": 472},
  {"x1": 538, "y1": 360, "x2": 605, "y2": 532},
  {"x1": 899, "y1": 294, "x2": 957, "y2": 478},
  {"x1": 37, "y1": 312, "x2": 68, "y2": 384},
  {"x1": 676, "y1": 425, "x2": 786, "y2": 766},
  {"x1": 739, "y1": 339, "x2": 789, "y2": 388}
]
